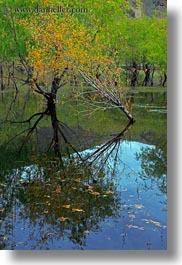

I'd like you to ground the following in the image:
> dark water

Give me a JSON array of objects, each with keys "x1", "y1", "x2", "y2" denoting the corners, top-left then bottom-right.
[{"x1": 0, "y1": 89, "x2": 167, "y2": 250}]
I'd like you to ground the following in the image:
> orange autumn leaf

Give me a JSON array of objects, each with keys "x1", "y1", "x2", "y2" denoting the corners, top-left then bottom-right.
[
  {"x1": 59, "y1": 217, "x2": 69, "y2": 222},
  {"x1": 135, "y1": 204, "x2": 144, "y2": 209},
  {"x1": 105, "y1": 190, "x2": 114, "y2": 195}
]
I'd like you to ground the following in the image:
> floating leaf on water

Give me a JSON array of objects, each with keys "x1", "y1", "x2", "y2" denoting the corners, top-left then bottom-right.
[
  {"x1": 55, "y1": 186, "x2": 61, "y2": 193},
  {"x1": 59, "y1": 217, "x2": 69, "y2": 222},
  {"x1": 151, "y1": 220, "x2": 161, "y2": 227},
  {"x1": 126, "y1": 224, "x2": 144, "y2": 231},
  {"x1": 84, "y1": 230, "x2": 90, "y2": 234},
  {"x1": 129, "y1": 214, "x2": 136, "y2": 220},
  {"x1": 91, "y1": 191, "x2": 100, "y2": 196},
  {"x1": 72, "y1": 208, "x2": 85, "y2": 213},
  {"x1": 105, "y1": 190, "x2": 114, "y2": 195},
  {"x1": 0, "y1": 208, "x2": 5, "y2": 213},
  {"x1": 44, "y1": 195, "x2": 50, "y2": 198},
  {"x1": 19, "y1": 179, "x2": 25, "y2": 184},
  {"x1": 135, "y1": 204, "x2": 144, "y2": 209},
  {"x1": 16, "y1": 241, "x2": 24, "y2": 246},
  {"x1": 62, "y1": 204, "x2": 71, "y2": 209},
  {"x1": 142, "y1": 219, "x2": 161, "y2": 227},
  {"x1": 75, "y1": 178, "x2": 81, "y2": 183},
  {"x1": 46, "y1": 201, "x2": 51, "y2": 206}
]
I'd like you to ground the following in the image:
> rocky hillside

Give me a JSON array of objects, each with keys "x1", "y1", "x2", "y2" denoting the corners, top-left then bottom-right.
[{"x1": 128, "y1": 0, "x2": 167, "y2": 17}]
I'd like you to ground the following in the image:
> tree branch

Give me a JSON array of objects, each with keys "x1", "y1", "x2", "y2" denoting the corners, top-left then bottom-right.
[{"x1": 79, "y1": 69, "x2": 135, "y2": 123}]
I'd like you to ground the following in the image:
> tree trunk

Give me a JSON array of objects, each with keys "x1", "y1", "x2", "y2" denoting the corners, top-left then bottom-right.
[
  {"x1": 162, "y1": 72, "x2": 167, "y2": 87},
  {"x1": 150, "y1": 66, "x2": 155, "y2": 86},
  {"x1": 49, "y1": 96, "x2": 60, "y2": 155},
  {"x1": 0, "y1": 62, "x2": 5, "y2": 90},
  {"x1": 142, "y1": 64, "x2": 150, "y2": 87},
  {"x1": 130, "y1": 62, "x2": 138, "y2": 87}
]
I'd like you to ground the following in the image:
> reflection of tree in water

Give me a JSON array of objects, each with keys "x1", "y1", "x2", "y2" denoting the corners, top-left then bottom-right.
[
  {"x1": 136, "y1": 141, "x2": 167, "y2": 194},
  {"x1": 0, "y1": 122, "x2": 168, "y2": 250},
  {"x1": 0, "y1": 122, "x2": 133, "y2": 249},
  {"x1": 0, "y1": 161, "x2": 116, "y2": 249}
]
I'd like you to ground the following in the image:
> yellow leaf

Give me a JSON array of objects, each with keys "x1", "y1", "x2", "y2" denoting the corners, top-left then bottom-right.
[
  {"x1": 72, "y1": 208, "x2": 85, "y2": 213},
  {"x1": 75, "y1": 178, "x2": 81, "y2": 183},
  {"x1": 62, "y1": 204, "x2": 71, "y2": 209},
  {"x1": 135, "y1": 204, "x2": 144, "y2": 209}
]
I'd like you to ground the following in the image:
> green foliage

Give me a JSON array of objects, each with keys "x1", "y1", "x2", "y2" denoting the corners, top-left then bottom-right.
[
  {"x1": 0, "y1": 0, "x2": 167, "y2": 72},
  {"x1": 0, "y1": 0, "x2": 31, "y2": 61}
]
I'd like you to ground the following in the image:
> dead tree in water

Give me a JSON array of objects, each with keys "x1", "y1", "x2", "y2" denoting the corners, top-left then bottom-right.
[{"x1": 79, "y1": 69, "x2": 135, "y2": 123}]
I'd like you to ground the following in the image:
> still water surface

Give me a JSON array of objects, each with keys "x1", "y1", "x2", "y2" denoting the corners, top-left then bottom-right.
[
  {"x1": 0, "y1": 140, "x2": 167, "y2": 250},
  {"x1": 0, "y1": 89, "x2": 167, "y2": 250}
]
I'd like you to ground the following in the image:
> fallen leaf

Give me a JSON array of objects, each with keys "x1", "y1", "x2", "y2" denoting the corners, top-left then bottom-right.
[
  {"x1": 105, "y1": 190, "x2": 114, "y2": 195},
  {"x1": 72, "y1": 208, "x2": 85, "y2": 213},
  {"x1": 55, "y1": 186, "x2": 61, "y2": 193},
  {"x1": 75, "y1": 178, "x2": 81, "y2": 183},
  {"x1": 129, "y1": 214, "x2": 136, "y2": 220},
  {"x1": 142, "y1": 219, "x2": 161, "y2": 227},
  {"x1": 59, "y1": 217, "x2": 69, "y2": 222},
  {"x1": 62, "y1": 204, "x2": 71, "y2": 209},
  {"x1": 126, "y1": 224, "x2": 144, "y2": 231},
  {"x1": 19, "y1": 179, "x2": 25, "y2": 183},
  {"x1": 135, "y1": 204, "x2": 144, "y2": 209},
  {"x1": 91, "y1": 191, "x2": 100, "y2": 196},
  {"x1": 84, "y1": 230, "x2": 90, "y2": 234}
]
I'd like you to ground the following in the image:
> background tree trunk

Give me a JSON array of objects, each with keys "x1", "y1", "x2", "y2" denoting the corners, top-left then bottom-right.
[{"x1": 0, "y1": 62, "x2": 5, "y2": 90}]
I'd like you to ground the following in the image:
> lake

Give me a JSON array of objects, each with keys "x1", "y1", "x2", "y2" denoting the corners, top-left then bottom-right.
[{"x1": 0, "y1": 87, "x2": 167, "y2": 250}]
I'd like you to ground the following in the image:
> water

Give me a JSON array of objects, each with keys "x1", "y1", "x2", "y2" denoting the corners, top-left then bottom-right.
[
  {"x1": 0, "y1": 140, "x2": 167, "y2": 250},
  {"x1": 0, "y1": 88, "x2": 167, "y2": 250}
]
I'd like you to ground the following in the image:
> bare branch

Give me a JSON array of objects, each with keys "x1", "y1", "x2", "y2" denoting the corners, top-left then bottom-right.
[{"x1": 79, "y1": 69, "x2": 135, "y2": 123}]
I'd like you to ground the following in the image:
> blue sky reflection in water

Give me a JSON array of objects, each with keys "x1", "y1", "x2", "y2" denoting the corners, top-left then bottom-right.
[{"x1": 0, "y1": 140, "x2": 167, "y2": 250}]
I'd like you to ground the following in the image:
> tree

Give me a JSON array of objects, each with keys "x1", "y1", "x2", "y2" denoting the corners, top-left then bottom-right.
[{"x1": 0, "y1": 0, "x2": 137, "y2": 156}]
